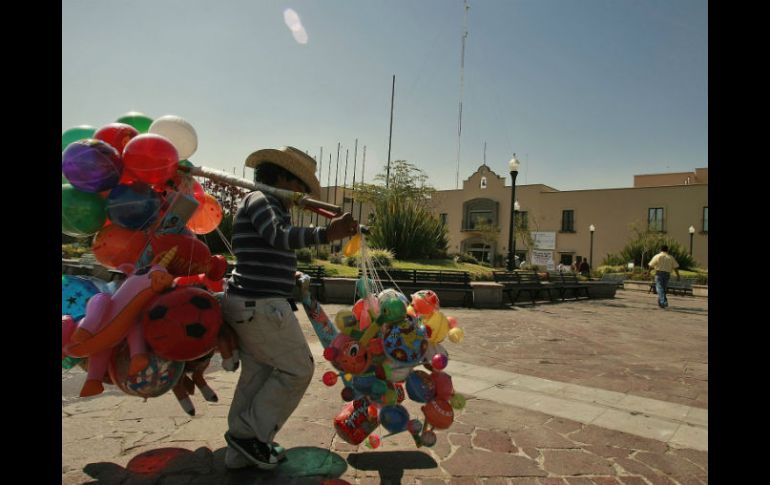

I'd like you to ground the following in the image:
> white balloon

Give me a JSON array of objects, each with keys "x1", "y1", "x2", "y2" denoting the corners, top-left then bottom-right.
[{"x1": 148, "y1": 115, "x2": 198, "y2": 160}]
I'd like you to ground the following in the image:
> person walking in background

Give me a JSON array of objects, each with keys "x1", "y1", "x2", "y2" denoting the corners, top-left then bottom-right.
[
  {"x1": 579, "y1": 258, "x2": 590, "y2": 278},
  {"x1": 222, "y1": 146, "x2": 358, "y2": 470},
  {"x1": 647, "y1": 245, "x2": 680, "y2": 309}
]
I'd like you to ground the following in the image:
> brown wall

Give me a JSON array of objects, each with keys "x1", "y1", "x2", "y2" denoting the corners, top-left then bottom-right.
[{"x1": 430, "y1": 166, "x2": 708, "y2": 269}]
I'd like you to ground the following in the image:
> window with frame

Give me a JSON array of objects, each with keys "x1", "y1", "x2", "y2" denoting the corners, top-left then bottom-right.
[
  {"x1": 702, "y1": 207, "x2": 708, "y2": 233},
  {"x1": 648, "y1": 207, "x2": 664, "y2": 232},
  {"x1": 468, "y1": 210, "x2": 493, "y2": 229},
  {"x1": 515, "y1": 211, "x2": 528, "y2": 230},
  {"x1": 561, "y1": 210, "x2": 574, "y2": 232},
  {"x1": 439, "y1": 213, "x2": 448, "y2": 225}
]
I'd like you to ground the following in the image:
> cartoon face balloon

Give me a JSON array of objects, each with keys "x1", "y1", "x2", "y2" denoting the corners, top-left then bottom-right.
[{"x1": 329, "y1": 334, "x2": 372, "y2": 375}]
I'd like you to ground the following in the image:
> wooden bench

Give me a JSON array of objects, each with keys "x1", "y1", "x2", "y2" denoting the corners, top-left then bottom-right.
[
  {"x1": 550, "y1": 272, "x2": 591, "y2": 301},
  {"x1": 648, "y1": 277, "x2": 696, "y2": 296},
  {"x1": 493, "y1": 270, "x2": 553, "y2": 306},
  {"x1": 600, "y1": 273, "x2": 626, "y2": 289},
  {"x1": 358, "y1": 269, "x2": 474, "y2": 307},
  {"x1": 296, "y1": 264, "x2": 327, "y2": 302}
]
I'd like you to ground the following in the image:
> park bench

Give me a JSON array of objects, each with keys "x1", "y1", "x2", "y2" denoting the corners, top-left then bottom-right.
[
  {"x1": 358, "y1": 268, "x2": 474, "y2": 307},
  {"x1": 550, "y1": 272, "x2": 591, "y2": 301},
  {"x1": 600, "y1": 273, "x2": 626, "y2": 289},
  {"x1": 493, "y1": 270, "x2": 554, "y2": 306},
  {"x1": 648, "y1": 277, "x2": 696, "y2": 297},
  {"x1": 296, "y1": 264, "x2": 328, "y2": 301}
]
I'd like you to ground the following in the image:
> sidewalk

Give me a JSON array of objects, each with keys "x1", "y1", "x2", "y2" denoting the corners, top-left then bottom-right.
[{"x1": 62, "y1": 290, "x2": 707, "y2": 484}]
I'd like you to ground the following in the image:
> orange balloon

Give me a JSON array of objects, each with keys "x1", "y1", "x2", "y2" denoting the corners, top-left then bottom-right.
[
  {"x1": 91, "y1": 224, "x2": 150, "y2": 269},
  {"x1": 186, "y1": 193, "x2": 222, "y2": 234}
]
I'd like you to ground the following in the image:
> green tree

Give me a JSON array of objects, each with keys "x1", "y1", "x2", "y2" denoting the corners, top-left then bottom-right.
[
  {"x1": 603, "y1": 221, "x2": 696, "y2": 270},
  {"x1": 355, "y1": 160, "x2": 448, "y2": 259}
]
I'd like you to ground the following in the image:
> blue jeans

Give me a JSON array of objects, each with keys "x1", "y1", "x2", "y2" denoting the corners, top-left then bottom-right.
[{"x1": 655, "y1": 271, "x2": 670, "y2": 307}]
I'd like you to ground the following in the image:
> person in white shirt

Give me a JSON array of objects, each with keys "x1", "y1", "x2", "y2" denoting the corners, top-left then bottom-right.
[{"x1": 647, "y1": 245, "x2": 680, "y2": 309}]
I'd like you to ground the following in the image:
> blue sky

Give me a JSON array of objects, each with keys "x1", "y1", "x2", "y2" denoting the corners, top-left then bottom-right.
[{"x1": 62, "y1": 0, "x2": 707, "y2": 192}]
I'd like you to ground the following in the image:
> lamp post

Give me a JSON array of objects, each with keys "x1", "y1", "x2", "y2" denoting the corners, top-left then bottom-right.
[
  {"x1": 506, "y1": 155, "x2": 520, "y2": 271},
  {"x1": 589, "y1": 224, "x2": 595, "y2": 273},
  {"x1": 688, "y1": 225, "x2": 695, "y2": 255}
]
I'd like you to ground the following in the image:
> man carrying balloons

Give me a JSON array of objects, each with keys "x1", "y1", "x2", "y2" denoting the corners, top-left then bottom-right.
[{"x1": 222, "y1": 146, "x2": 358, "y2": 470}]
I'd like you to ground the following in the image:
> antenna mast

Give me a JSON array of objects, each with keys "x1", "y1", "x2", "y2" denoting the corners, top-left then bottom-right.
[{"x1": 455, "y1": 0, "x2": 469, "y2": 189}]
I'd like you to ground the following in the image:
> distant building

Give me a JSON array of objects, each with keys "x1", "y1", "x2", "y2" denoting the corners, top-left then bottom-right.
[{"x1": 312, "y1": 165, "x2": 708, "y2": 269}]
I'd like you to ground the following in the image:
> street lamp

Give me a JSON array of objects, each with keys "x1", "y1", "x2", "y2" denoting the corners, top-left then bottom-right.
[
  {"x1": 688, "y1": 225, "x2": 695, "y2": 255},
  {"x1": 589, "y1": 224, "x2": 595, "y2": 273},
  {"x1": 506, "y1": 155, "x2": 520, "y2": 271}
]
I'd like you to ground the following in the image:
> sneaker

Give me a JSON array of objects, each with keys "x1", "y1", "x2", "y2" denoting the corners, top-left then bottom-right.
[
  {"x1": 271, "y1": 442, "x2": 287, "y2": 462},
  {"x1": 224, "y1": 432, "x2": 279, "y2": 470}
]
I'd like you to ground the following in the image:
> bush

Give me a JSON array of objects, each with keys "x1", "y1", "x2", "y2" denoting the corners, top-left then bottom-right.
[
  {"x1": 615, "y1": 235, "x2": 696, "y2": 270},
  {"x1": 329, "y1": 253, "x2": 344, "y2": 264},
  {"x1": 315, "y1": 247, "x2": 330, "y2": 260},
  {"x1": 346, "y1": 248, "x2": 395, "y2": 268},
  {"x1": 367, "y1": 193, "x2": 448, "y2": 259},
  {"x1": 296, "y1": 247, "x2": 313, "y2": 263},
  {"x1": 451, "y1": 252, "x2": 479, "y2": 264},
  {"x1": 596, "y1": 265, "x2": 627, "y2": 275}
]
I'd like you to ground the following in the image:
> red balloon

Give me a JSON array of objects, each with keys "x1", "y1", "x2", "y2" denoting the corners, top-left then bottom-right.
[
  {"x1": 121, "y1": 134, "x2": 179, "y2": 185},
  {"x1": 150, "y1": 233, "x2": 211, "y2": 276},
  {"x1": 91, "y1": 224, "x2": 150, "y2": 269},
  {"x1": 322, "y1": 371, "x2": 338, "y2": 386},
  {"x1": 142, "y1": 286, "x2": 222, "y2": 361},
  {"x1": 207, "y1": 254, "x2": 228, "y2": 280},
  {"x1": 94, "y1": 123, "x2": 139, "y2": 154},
  {"x1": 421, "y1": 398, "x2": 454, "y2": 429},
  {"x1": 431, "y1": 371, "x2": 454, "y2": 400}
]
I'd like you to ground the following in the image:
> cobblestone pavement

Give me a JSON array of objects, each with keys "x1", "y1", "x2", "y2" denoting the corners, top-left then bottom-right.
[{"x1": 62, "y1": 289, "x2": 707, "y2": 484}]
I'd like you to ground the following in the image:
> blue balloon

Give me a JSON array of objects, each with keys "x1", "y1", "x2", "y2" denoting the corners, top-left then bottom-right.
[
  {"x1": 106, "y1": 182, "x2": 162, "y2": 229},
  {"x1": 62, "y1": 275, "x2": 102, "y2": 320},
  {"x1": 405, "y1": 370, "x2": 436, "y2": 403},
  {"x1": 379, "y1": 404, "x2": 410, "y2": 434}
]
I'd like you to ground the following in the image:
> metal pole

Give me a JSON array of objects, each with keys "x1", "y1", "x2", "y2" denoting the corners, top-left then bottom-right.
[
  {"x1": 350, "y1": 139, "x2": 358, "y2": 214},
  {"x1": 507, "y1": 171, "x2": 518, "y2": 271},
  {"x1": 386, "y1": 74, "x2": 395, "y2": 188},
  {"x1": 590, "y1": 231, "x2": 594, "y2": 270},
  {"x1": 334, "y1": 142, "x2": 340, "y2": 207},
  {"x1": 689, "y1": 233, "x2": 694, "y2": 255},
  {"x1": 358, "y1": 146, "x2": 366, "y2": 223}
]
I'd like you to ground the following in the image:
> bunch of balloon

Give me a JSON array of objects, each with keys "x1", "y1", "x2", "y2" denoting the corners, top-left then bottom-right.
[
  {"x1": 320, "y1": 281, "x2": 466, "y2": 449},
  {"x1": 61, "y1": 112, "x2": 228, "y2": 402}
]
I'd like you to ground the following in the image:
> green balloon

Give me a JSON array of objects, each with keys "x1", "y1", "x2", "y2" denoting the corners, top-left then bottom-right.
[
  {"x1": 62, "y1": 184, "x2": 107, "y2": 237},
  {"x1": 116, "y1": 111, "x2": 153, "y2": 133},
  {"x1": 62, "y1": 125, "x2": 96, "y2": 152},
  {"x1": 178, "y1": 159, "x2": 193, "y2": 168}
]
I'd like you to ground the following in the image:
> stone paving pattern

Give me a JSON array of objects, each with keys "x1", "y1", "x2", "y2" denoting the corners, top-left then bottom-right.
[{"x1": 62, "y1": 290, "x2": 707, "y2": 484}]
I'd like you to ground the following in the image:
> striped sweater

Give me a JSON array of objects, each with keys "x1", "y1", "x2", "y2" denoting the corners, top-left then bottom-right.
[{"x1": 227, "y1": 190, "x2": 328, "y2": 299}]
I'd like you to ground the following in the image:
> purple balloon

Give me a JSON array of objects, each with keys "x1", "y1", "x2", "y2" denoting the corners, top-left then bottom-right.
[{"x1": 62, "y1": 139, "x2": 123, "y2": 193}]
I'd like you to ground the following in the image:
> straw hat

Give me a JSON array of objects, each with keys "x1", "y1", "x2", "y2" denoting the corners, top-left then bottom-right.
[{"x1": 244, "y1": 146, "x2": 321, "y2": 199}]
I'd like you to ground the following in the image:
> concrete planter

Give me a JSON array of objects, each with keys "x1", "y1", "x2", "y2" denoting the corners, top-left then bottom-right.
[
  {"x1": 692, "y1": 284, "x2": 708, "y2": 297},
  {"x1": 623, "y1": 280, "x2": 652, "y2": 292}
]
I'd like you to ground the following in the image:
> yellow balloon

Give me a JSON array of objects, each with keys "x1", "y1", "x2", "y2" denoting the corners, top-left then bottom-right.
[
  {"x1": 447, "y1": 327, "x2": 465, "y2": 344},
  {"x1": 425, "y1": 311, "x2": 450, "y2": 343},
  {"x1": 343, "y1": 234, "x2": 361, "y2": 256},
  {"x1": 334, "y1": 310, "x2": 357, "y2": 333}
]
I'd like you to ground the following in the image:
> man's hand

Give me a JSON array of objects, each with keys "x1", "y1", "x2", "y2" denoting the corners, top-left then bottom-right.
[{"x1": 326, "y1": 212, "x2": 359, "y2": 241}]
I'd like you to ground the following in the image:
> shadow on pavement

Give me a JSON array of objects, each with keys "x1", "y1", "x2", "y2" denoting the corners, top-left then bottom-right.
[
  {"x1": 347, "y1": 450, "x2": 438, "y2": 485},
  {"x1": 82, "y1": 446, "x2": 350, "y2": 484}
]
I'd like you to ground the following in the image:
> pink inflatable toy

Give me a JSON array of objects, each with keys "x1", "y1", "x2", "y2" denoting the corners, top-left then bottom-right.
[{"x1": 64, "y1": 247, "x2": 178, "y2": 397}]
